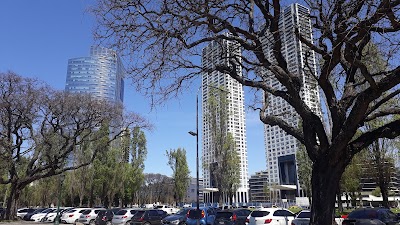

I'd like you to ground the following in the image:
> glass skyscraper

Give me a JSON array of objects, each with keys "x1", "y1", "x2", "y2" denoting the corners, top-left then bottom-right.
[{"x1": 65, "y1": 46, "x2": 124, "y2": 103}]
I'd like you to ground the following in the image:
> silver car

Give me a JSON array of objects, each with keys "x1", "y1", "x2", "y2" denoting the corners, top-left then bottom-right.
[
  {"x1": 79, "y1": 208, "x2": 106, "y2": 225},
  {"x1": 111, "y1": 209, "x2": 140, "y2": 225}
]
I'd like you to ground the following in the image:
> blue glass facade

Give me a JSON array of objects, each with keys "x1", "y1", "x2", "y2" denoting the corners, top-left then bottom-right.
[{"x1": 65, "y1": 46, "x2": 124, "y2": 103}]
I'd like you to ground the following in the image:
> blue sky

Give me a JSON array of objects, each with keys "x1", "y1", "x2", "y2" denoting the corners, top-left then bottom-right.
[{"x1": 0, "y1": 0, "x2": 266, "y2": 178}]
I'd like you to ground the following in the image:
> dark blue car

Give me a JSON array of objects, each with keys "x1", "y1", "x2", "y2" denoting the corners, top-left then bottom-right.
[
  {"x1": 186, "y1": 207, "x2": 217, "y2": 225},
  {"x1": 161, "y1": 208, "x2": 192, "y2": 225}
]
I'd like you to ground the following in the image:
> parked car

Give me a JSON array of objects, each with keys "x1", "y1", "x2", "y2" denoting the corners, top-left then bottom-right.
[
  {"x1": 61, "y1": 208, "x2": 91, "y2": 224},
  {"x1": 78, "y1": 208, "x2": 106, "y2": 225},
  {"x1": 17, "y1": 208, "x2": 36, "y2": 219},
  {"x1": 44, "y1": 208, "x2": 75, "y2": 222},
  {"x1": 342, "y1": 207, "x2": 400, "y2": 225},
  {"x1": 162, "y1": 208, "x2": 192, "y2": 225},
  {"x1": 95, "y1": 209, "x2": 122, "y2": 225},
  {"x1": 213, "y1": 209, "x2": 251, "y2": 225},
  {"x1": 31, "y1": 208, "x2": 57, "y2": 222},
  {"x1": 186, "y1": 207, "x2": 218, "y2": 225},
  {"x1": 247, "y1": 208, "x2": 295, "y2": 225},
  {"x1": 291, "y1": 210, "x2": 311, "y2": 225},
  {"x1": 112, "y1": 208, "x2": 140, "y2": 225},
  {"x1": 290, "y1": 210, "x2": 343, "y2": 225},
  {"x1": 131, "y1": 209, "x2": 168, "y2": 225},
  {"x1": 23, "y1": 208, "x2": 47, "y2": 221}
]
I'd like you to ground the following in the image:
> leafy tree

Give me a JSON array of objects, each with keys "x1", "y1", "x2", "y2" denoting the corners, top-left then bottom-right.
[
  {"x1": 93, "y1": 1, "x2": 400, "y2": 224},
  {"x1": 340, "y1": 151, "x2": 363, "y2": 209},
  {"x1": 0, "y1": 72, "x2": 149, "y2": 219},
  {"x1": 166, "y1": 148, "x2": 190, "y2": 205},
  {"x1": 296, "y1": 144, "x2": 312, "y2": 205}
]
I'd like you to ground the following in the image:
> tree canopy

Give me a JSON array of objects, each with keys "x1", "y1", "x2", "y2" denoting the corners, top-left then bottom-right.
[{"x1": 93, "y1": 1, "x2": 400, "y2": 224}]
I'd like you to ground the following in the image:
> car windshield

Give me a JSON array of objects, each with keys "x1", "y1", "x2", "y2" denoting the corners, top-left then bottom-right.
[
  {"x1": 176, "y1": 209, "x2": 190, "y2": 215},
  {"x1": 348, "y1": 210, "x2": 378, "y2": 219},
  {"x1": 251, "y1": 211, "x2": 270, "y2": 217},
  {"x1": 216, "y1": 212, "x2": 233, "y2": 219},
  {"x1": 116, "y1": 210, "x2": 127, "y2": 215},
  {"x1": 297, "y1": 212, "x2": 311, "y2": 218}
]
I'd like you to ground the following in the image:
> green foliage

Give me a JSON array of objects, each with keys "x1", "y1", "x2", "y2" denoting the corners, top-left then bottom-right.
[
  {"x1": 205, "y1": 86, "x2": 240, "y2": 203},
  {"x1": 296, "y1": 144, "x2": 312, "y2": 198},
  {"x1": 372, "y1": 187, "x2": 381, "y2": 197},
  {"x1": 166, "y1": 148, "x2": 190, "y2": 204}
]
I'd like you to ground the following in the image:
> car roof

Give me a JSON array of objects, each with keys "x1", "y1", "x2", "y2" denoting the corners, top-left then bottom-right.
[{"x1": 252, "y1": 208, "x2": 291, "y2": 213}]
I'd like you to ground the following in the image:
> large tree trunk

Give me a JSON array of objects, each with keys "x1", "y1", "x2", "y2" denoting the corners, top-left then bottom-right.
[
  {"x1": 5, "y1": 182, "x2": 21, "y2": 220},
  {"x1": 336, "y1": 193, "x2": 343, "y2": 213},
  {"x1": 310, "y1": 160, "x2": 345, "y2": 225},
  {"x1": 379, "y1": 178, "x2": 390, "y2": 208}
]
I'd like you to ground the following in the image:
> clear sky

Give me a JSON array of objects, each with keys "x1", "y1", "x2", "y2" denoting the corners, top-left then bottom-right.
[{"x1": 0, "y1": 0, "x2": 266, "y2": 178}]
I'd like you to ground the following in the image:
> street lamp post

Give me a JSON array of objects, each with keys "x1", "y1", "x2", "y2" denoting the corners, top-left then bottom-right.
[
  {"x1": 188, "y1": 84, "x2": 229, "y2": 224},
  {"x1": 189, "y1": 88, "x2": 200, "y2": 225},
  {"x1": 54, "y1": 174, "x2": 66, "y2": 225}
]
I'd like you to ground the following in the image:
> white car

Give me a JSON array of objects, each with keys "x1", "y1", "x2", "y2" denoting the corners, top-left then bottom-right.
[
  {"x1": 78, "y1": 208, "x2": 106, "y2": 225},
  {"x1": 248, "y1": 208, "x2": 295, "y2": 225},
  {"x1": 61, "y1": 208, "x2": 91, "y2": 224},
  {"x1": 17, "y1": 208, "x2": 35, "y2": 219},
  {"x1": 111, "y1": 208, "x2": 140, "y2": 225},
  {"x1": 43, "y1": 207, "x2": 74, "y2": 222},
  {"x1": 31, "y1": 208, "x2": 57, "y2": 222},
  {"x1": 291, "y1": 210, "x2": 343, "y2": 225}
]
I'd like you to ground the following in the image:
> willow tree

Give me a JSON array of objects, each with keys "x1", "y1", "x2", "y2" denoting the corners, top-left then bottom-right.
[{"x1": 93, "y1": 1, "x2": 400, "y2": 224}]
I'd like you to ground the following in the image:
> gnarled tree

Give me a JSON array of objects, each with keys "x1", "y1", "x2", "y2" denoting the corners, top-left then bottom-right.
[
  {"x1": 0, "y1": 71, "x2": 149, "y2": 219},
  {"x1": 93, "y1": 1, "x2": 400, "y2": 224}
]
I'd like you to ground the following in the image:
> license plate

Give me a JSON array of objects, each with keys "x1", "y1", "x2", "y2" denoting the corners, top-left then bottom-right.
[{"x1": 219, "y1": 222, "x2": 224, "y2": 224}]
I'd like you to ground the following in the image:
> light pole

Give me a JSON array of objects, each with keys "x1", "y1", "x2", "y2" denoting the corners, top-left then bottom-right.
[
  {"x1": 189, "y1": 87, "x2": 200, "y2": 225},
  {"x1": 188, "y1": 88, "x2": 200, "y2": 211},
  {"x1": 188, "y1": 84, "x2": 229, "y2": 211},
  {"x1": 54, "y1": 173, "x2": 66, "y2": 225}
]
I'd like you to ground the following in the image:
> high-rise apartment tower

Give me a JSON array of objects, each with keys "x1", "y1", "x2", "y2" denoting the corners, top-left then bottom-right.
[
  {"x1": 261, "y1": 3, "x2": 321, "y2": 199},
  {"x1": 201, "y1": 36, "x2": 249, "y2": 203}
]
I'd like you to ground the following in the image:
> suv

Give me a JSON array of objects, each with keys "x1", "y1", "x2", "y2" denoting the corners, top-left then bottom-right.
[
  {"x1": 247, "y1": 208, "x2": 295, "y2": 225},
  {"x1": 131, "y1": 209, "x2": 168, "y2": 225},
  {"x1": 186, "y1": 207, "x2": 217, "y2": 225},
  {"x1": 79, "y1": 208, "x2": 106, "y2": 225}
]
